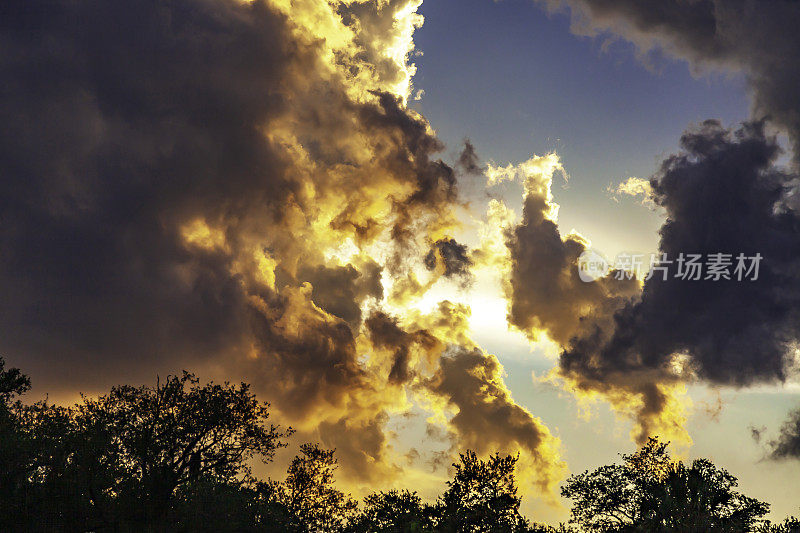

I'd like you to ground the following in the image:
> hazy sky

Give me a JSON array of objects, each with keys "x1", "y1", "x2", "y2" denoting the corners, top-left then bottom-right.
[{"x1": 3, "y1": 0, "x2": 800, "y2": 526}]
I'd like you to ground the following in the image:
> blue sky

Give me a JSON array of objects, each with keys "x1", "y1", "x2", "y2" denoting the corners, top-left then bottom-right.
[{"x1": 414, "y1": 0, "x2": 750, "y2": 257}]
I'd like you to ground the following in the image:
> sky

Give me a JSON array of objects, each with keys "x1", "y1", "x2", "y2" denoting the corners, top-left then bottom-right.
[
  {"x1": 413, "y1": 0, "x2": 750, "y2": 258},
  {"x1": 2, "y1": 0, "x2": 800, "y2": 526},
  {"x1": 410, "y1": 0, "x2": 800, "y2": 522}
]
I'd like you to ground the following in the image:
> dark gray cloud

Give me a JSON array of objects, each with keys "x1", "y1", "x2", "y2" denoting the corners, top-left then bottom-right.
[
  {"x1": 424, "y1": 346, "x2": 565, "y2": 491},
  {"x1": 296, "y1": 261, "x2": 383, "y2": 326},
  {"x1": 766, "y1": 407, "x2": 800, "y2": 460},
  {"x1": 562, "y1": 120, "x2": 800, "y2": 388},
  {"x1": 0, "y1": 0, "x2": 575, "y2": 490},
  {"x1": 0, "y1": 0, "x2": 572, "y2": 487},
  {"x1": 424, "y1": 238, "x2": 473, "y2": 281},
  {"x1": 365, "y1": 311, "x2": 439, "y2": 384},
  {"x1": 537, "y1": 121, "x2": 800, "y2": 443},
  {"x1": 0, "y1": 0, "x2": 461, "y2": 479},
  {"x1": 456, "y1": 139, "x2": 483, "y2": 175},
  {"x1": 517, "y1": 0, "x2": 800, "y2": 444},
  {"x1": 0, "y1": 0, "x2": 295, "y2": 390},
  {"x1": 506, "y1": 192, "x2": 638, "y2": 348},
  {"x1": 0, "y1": 0, "x2": 458, "y2": 389}
]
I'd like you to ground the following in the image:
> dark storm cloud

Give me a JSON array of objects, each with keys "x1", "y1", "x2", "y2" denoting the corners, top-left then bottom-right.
[
  {"x1": 0, "y1": 0, "x2": 571, "y2": 488},
  {"x1": 296, "y1": 261, "x2": 383, "y2": 326},
  {"x1": 505, "y1": 120, "x2": 800, "y2": 442},
  {"x1": 555, "y1": 121, "x2": 800, "y2": 442},
  {"x1": 563, "y1": 120, "x2": 800, "y2": 387},
  {"x1": 363, "y1": 92, "x2": 457, "y2": 210},
  {"x1": 424, "y1": 238, "x2": 473, "y2": 281},
  {"x1": 0, "y1": 0, "x2": 459, "y2": 386},
  {"x1": 365, "y1": 311, "x2": 439, "y2": 384},
  {"x1": 0, "y1": 0, "x2": 295, "y2": 388},
  {"x1": 507, "y1": 0, "x2": 800, "y2": 442},
  {"x1": 506, "y1": 195, "x2": 637, "y2": 348},
  {"x1": 424, "y1": 346, "x2": 565, "y2": 491}
]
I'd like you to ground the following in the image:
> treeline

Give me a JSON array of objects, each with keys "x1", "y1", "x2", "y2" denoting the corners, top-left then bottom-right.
[{"x1": 0, "y1": 358, "x2": 798, "y2": 533}]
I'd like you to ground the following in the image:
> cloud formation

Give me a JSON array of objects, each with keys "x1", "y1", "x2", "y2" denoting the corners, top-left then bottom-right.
[
  {"x1": 766, "y1": 407, "x2": 800, "y2": 461},
  {"x1": 425, "y1": 346, "x2": 566, "y2": 495},
  {"x1": 514, "y1": 0, "x2": 800, "y2": 448},
  {"x1": 0, "y1": 0, "x2": 566, "y2": 492},
  {"x1": 501, "y1": 152, "x2": 689, "y2": 445},
  {"x1": 504, "y1": 119, "x2": 800, "y2": 446}
]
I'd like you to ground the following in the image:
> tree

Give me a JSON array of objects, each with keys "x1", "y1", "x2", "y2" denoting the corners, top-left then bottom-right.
[
  {"x1": 562, "y1": 437, "x2": 770, "y2": 532},
  {"x1": 0, "y1": 357, "x2": 30, "y2": 408},
  {"x1": 349, "y1": 489, "x2": 436, "y2": 532},
  {"x1": 0, "y1": 358, "x2": 34, "y2": 527},
  {"x1": 437, "y1": 450, "x2": 531, "y2": 532},
  {"x1": 74, "y1": 371, "x2": 292, "y2": 527},
  {"x1": 636, "y1": 458, "x2": 769, "y2": 531},
  {"x1": 561, "y1": 437, "x2": 671, "y2": 532},
  {"x1": 757, "y1": 514, "x2": 800, "y2": 533},
  {"x1": 270, "y1": 443, "x2": 358, "y2": 532},
  {"x1": 0, "y1": 359, "x2": 97, "y2": 531}
]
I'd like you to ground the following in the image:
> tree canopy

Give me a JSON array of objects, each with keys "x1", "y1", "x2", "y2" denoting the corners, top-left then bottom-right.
[
  {"x1": 562, "y1": 437, "x2": 775, "y2": 533},
  {"x1": 0, "y1": 359, "x2": 797, "y2": 532}
]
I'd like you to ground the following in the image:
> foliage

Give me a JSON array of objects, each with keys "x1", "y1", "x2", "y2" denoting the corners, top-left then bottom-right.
[
  {"x1": 635, "y1": 458, "x2": 770, "y2": 531},
  {"x1": 437, "y1": 450, "x2": 533, "y2": 532},
  {"x1": 756, "y1": 515, "x2": 800, "y2": 533},
  {"x1": 74, "y1": 372, "x2": 292, "y2": 524},
  {"x1": 270, "y1": 443, "x2": 358, "y2": 532},
  {"x1": 0, "y1": 361, "x2": 796, "y2": 532},
  {"x1": 562, "y1": 437, "x2": 771, "y2": 533},
  {"x1": 0, "y1": 357, "x2": 30, "y2": 405},
  {"x1": 350, "y1": 489, "x2": 436, "y2": 532}
]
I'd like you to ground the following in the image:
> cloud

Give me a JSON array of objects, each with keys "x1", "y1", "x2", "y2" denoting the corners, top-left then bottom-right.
[
  {"x1": 364, "y1": 310, "x2": 443, "y2": 385},
  {"x1": 0, "y1": 0, "x2": 565, "y2": 491},
  {"x1": 503, "y1": 152, "x2": 639, "y2": 347},
  {"x1": 607, "y1": 176, "x2": 655, "y2": 207},
  {"x1": 602, "y1": 120, "x2": 800, "y2": 386},
  {"x1": 424, "y1": 346, "x2": 567, "y2": 495},
  {"x1": 502, "y1": 150, "x2": 687, "y2": 445},
  {"x1": 0, "y1": 0, "x2": 295, "y2": 389},
  {"x1": 506, "y1": 119, "x2": 800, "y2": 448},
  {"x1": 515, "y1": 0, "x2": 800, "y2": 447},
  {"x1": 424, "y1": 238, "x2": 474, "y2": 282},
  {"x1": 456, "y1": 139, "x2": 483, "y2": 175},
  {"x1": 766, "y1": 407, "x2": 800, "y2": 460},
  {"x1": 296, "y1": 261, "x2": 383, "y2": 326}
]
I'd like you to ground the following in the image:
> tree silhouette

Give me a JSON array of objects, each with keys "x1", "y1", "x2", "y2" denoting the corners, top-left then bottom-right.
[
  {"x1": 1, "y1": 362, "x2": 797, "y2": 532},
  {"x1": 757, "y1": 514, "x2": 800, "y2": 533},
  {"x1": 562, "y1": 437, "x2": 770, "y2": 533},
  {"x1": 269, "y1": 443, "x2": 358, "y2": 532},
  {"x1": 75, "y1": 371, "x2": 292, "y2": 527},
  {"x1": 0, "y1": 357, "x2": 29, "y2": 406},
  {"x1": 0, "y1": 358, "x2": 35, "y2": 527},
  {"x1": 350, "y1": 489, "x2": 436, "y2": 532},
  {"x1": 561, "y1": 437, "x2": 671, "y2": 531},
  {"x1": 437, "y1": 450, "x2": 531, "y2": 532},
  {"x1": 636, "y1": 458, "x2": 769, "y2": 531}
]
